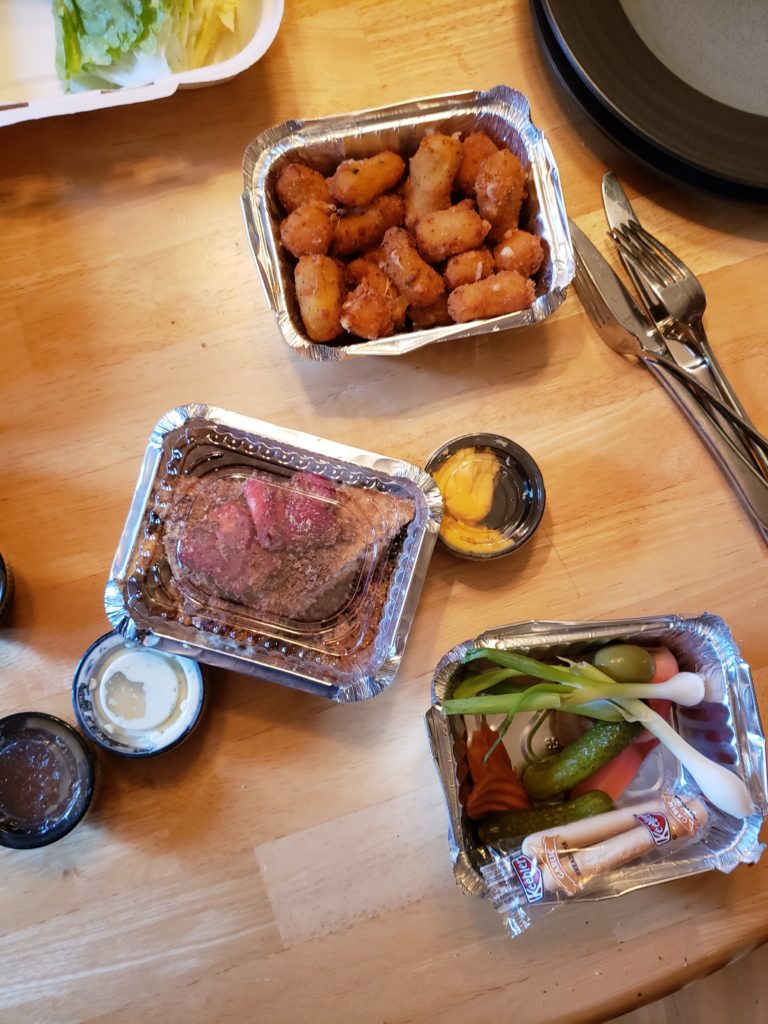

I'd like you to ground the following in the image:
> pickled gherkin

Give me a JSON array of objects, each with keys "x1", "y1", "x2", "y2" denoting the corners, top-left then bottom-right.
[
  {"x1": 477, "y1": 791, "x2": 614, "y2": 846},
  {"x1": 522, "y1": 720, "x2": 643, "y2": 800}
]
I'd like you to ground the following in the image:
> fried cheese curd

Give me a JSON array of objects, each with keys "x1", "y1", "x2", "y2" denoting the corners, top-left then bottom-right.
[
  {"x1": 456, "y1": 132, "x2": 498, "y2": 196},
  {"x1": 280, "y1": 201, "x2": 337, "y2": 258},
  {"x1": 404, "y1": 132, "x2": 463, "y2": 231},
  {"x1": 332, "y1": 194, "x2": 404, "y2": 256},
  {"x1": 340, "y1": 281, "x2": 394, "y2": 339},
  {"x1": 276, "y1": 163, "x2": 331, "y2": 212},
  {"x1": 380, "y1": 227, "x2": 445, "y2": 309},
  {"x1": 447, "y1": 270, "x2": 535, "y2": 323},
  {"x1": 276, "y1": 129, "x2": 539, "y2": 344},
  {"x1": 408, "y1": 293, "x2": 452, "y2": 329},
  {"x1": 415, "y1": 201, "x2": 490, "y2": 263},
  {"x1": 493, "y1": 228, "x2": 545, "y2": 277},
  {"x1": 294, "y1": 255, "x2": 345, "y2": 342},
  {"x1": 444, "y1": 248, "x2": 495, "y2": 290},
  {"x1": 475, "y1": 148, "x2": 527, "y2": 241},
  {"x1": 347, "y1": 259, "x2": 408, "y2": 328},
  {"x1": 328, "y1": 151, "x2": 405, "y2": 206}
]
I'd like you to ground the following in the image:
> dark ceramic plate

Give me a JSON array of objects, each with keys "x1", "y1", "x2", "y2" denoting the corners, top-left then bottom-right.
[{"x1": 532, "y1": 0, "x2": 768, "y2": 198}]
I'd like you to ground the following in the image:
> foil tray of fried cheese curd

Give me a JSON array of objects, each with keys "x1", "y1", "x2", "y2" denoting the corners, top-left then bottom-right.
[
  {"x1": 106, "y1": 405, "x2": 442, "y2": 702},
  {"x1": 425, "y1": 615, "x2": 768, "y2": 900},
  {"x1": 241, "y1": 84, "x2": 574, "y2": 360}
]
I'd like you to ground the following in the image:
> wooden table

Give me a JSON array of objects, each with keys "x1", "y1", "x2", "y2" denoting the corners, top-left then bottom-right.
[{"x1": 2, "y1": 2, "x2": 767, "y2": 1021}]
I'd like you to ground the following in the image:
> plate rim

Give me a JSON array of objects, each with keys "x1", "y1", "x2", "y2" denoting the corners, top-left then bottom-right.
[{"x1": 539, "y1": 0, "x2": 768, "y2": 189}]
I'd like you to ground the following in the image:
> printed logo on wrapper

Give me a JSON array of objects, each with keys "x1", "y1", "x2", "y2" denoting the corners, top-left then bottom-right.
[
  {"x1": 662, "y1": 790, "x2": 698, "y2": 837},
  {"x1": 541, "y1": 835, "x2": 581, "y2": 896},
  {"x1": 634, "y1": 811, "x2": 671, "y2": 846},
  {"x1": 511, "y1": 854, "x2": 544, "y2": 903}
]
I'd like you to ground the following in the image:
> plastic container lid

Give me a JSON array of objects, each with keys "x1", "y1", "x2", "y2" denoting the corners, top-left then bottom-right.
[
  {"x1": 425, "y1": 434, "x2": 546, "y2": 559},
  {"x1": 73, "y1": 632, "x2": 206, "y2": 758},
  {"x1": 157, "y1": 464, "x2": 417, "y2": 661},
  {"x1": 0, "y1": 712, "x2": 95, "y2": 849}
]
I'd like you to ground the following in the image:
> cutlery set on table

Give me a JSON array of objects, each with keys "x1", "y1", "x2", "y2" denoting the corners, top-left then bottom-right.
[{"x1": 572, "y1": 174, "x2": 768, "y2": 543}]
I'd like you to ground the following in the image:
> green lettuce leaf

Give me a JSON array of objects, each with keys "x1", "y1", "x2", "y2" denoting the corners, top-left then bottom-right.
[
  {"x1": 54, "y1": 1, "x2": 167, "y2": 84},
  {"x1": 53, "y1": 0, "x2": 237, "y2": 90}
]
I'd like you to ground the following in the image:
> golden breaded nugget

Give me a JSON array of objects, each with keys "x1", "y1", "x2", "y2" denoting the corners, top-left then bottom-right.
[
  {"x1": 380, "y1": 227, "x2": 445, "y2": 309},
  {"x1": 360, "y1": 244, "x2": 386, "y2": 266},
  {"x1": 447, "y1": 270, "x2": 535, "y2": 323},
  {"x1": 408, "y1": 293, "x2": 452, "y2": 329},
  {"x1": 276, "y1": 163, "x2": 331, "y2": 213},
  {"x1": 456, "y1": 132, "x2": 498, "y2": 196},
  {"x1": 444, "y1": 248, "x2": 495, "y2": 290},
  {"x1": 295, "y1": 254, "x2": 345, "y2": 342},
  {"x1": 493, "y1": 229, "x2": 545, "y2": 277},
  {"x1": 346, "y1": 259, "x2": 407, "y2": 328},
  {"x1": 280, "y1": 201, "x2": 336, "y2": 258},
  {"x1": 475, "y1": 149, "x2": 527, "y2": 241},
  {"x1": 332, "y1": 194, "x2": 404, "y2": 257},
  {"x1": 405, "y1": 133, "x2": 463, "y2": 230},
  {"x1": 340, "y1": 281, "x2": 394, "y2": 340},
  {"x1": 414, "y1": 204, "x2": 490, "y2": 262},
  {"x1": 328, "y1": 151, "x2": 405, "y2": 206}
]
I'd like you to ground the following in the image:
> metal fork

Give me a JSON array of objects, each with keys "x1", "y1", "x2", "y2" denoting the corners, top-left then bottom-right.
[
  {"x1": 610, "y1": 227, "x2": 763, "y2": 473},
  {"x1": 574, "y1": 257, "x2": 768, "y2": 543},
  {"x1": 574, "y1": 259, "x2": 768, "y2": 475},
  {"x1": 610, "y1": 221, "x2": 768, "y2": 478}
]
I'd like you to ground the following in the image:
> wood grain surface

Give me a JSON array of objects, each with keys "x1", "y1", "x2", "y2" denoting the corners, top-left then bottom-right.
[{"x1": 2, "y1": 2, "x2": 767, "y2": 1022}]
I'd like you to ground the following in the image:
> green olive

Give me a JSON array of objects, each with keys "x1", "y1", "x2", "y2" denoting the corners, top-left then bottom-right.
[{"x1": 593, "y1": 643, "x2": 655, "y2": 684}]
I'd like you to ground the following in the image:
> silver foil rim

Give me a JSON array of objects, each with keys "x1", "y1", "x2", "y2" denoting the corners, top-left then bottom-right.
[
  {"x1": 425, "y1": 614, "x2": 768, "y2": 899},
  {"x1": 241, "y1": 84, "x2": 575, "y2": 361},
  {"x1": 105, "y1": 404, "x2": 442, "y2": 702}
]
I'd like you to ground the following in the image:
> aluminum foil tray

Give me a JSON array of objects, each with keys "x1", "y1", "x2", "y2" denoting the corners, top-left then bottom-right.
[
  {"x1": 425, "y1": 614, "x2": 768, "y2": 899},
  {"x1": 241, "y1": 84, "x2": 574, "y2": 360},
  {"x1": 106, "y1": 405, "x2": 442, "y2": 702}
]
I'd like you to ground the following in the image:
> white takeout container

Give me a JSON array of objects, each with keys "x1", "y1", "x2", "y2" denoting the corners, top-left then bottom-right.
[{"x1": 0, "y1": 0, "x2": 283, "y2": 128}]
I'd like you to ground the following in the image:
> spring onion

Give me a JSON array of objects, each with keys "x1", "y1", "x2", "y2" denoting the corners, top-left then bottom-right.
[{"x1": 443, "y1": 648, "x2": 754, "y2": 819}]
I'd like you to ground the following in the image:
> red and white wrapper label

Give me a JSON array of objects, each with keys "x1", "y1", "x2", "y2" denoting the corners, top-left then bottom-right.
[
  {"x1": 634, "y1": 791, "x2": 699, "y2": 844},
  {"x1": 634, "y1": 811, "x2": 671, "y2": 846},
  {"x1": 511, "y1": 854, "x2": 544, "y2": 903}
]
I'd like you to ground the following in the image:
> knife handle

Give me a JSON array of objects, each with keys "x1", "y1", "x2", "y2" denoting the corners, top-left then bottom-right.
[{"x1": 647, "y1": 361, "x2": 768, "y2": 545}]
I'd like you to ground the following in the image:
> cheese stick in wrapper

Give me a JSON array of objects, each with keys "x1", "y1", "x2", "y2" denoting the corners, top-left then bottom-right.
[
  {"x1": 534, "y1": 794, "x2": 707, "y2": 896},
  {"x1": 522, "y1": 790, "x2": 706, "y2": 860}
]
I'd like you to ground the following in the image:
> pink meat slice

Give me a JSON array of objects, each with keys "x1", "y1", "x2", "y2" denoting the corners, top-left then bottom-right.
[
  {"x1": 245, "y1": 471, "x2": 339, "y2": 549},
  {"x1": 244, "y1": 477, "x2": 284, "y2": 550},
  {"x1": 179, "y1": 501, "x2": 253, "y2": 579},
  {"x1": 283, "y1": 472, "x2": 339, "y2": 546}
]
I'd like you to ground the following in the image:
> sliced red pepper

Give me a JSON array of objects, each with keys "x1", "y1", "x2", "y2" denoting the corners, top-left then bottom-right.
[{"x1": 571, "y1": 738, "x2": 658, "y2": 801}]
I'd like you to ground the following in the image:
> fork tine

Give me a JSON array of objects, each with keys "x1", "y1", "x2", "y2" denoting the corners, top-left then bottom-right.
[
  {"x1": 633, "y1": 223, "x2": 689, "y2": 282},
  {"x1": 616, "y1": 247, "x2": 661, "y2": 321},
  {"x1": 623, "y1": 224, "x2": 677, "y2": 286},
  {"x1": 612, "y1": 226, "x2": 666, "y2": 289}
]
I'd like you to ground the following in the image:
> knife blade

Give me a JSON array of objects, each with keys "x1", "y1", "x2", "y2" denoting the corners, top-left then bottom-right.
[
  {"x1": 570, "y1": 219, "x2": 768, "y2": 544},
  {"x1": 601, "y1": 171, "x2": 638, "y2": 233},
  {"x1": 568, "y1": 220, "x2": 666, "y2": 359}
]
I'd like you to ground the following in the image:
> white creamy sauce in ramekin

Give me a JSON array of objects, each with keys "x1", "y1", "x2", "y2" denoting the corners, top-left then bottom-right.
[{"x1": 85, "y1": 645, "x2": 202, "y2": 752}]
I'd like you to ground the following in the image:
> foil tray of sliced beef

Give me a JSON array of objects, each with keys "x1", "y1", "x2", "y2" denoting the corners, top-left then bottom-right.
[{"x1": 105, "y1": 405, "x2": 442, "y2": 702}]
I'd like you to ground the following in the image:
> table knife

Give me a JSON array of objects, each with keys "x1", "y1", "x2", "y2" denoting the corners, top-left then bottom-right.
[{"x1": 571, "y1": 221, "x2": 768, "y2": 545}]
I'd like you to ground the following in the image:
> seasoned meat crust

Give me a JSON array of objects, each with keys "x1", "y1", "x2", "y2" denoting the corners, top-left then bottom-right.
[{"x1": 162, "y1": 471, "x2": 415, "y2": 623}]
